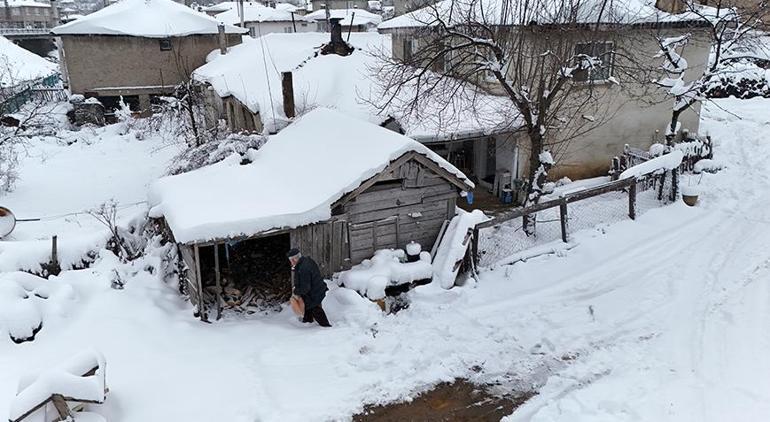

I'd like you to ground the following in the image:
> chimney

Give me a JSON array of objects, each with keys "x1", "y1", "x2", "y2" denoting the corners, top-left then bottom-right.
[
  {"x1": 282, "y1": 71, "x2": 295, "y2": 119},
  {"x1": 218, "y1": 24, "x2": 227, "y2": 55},
  {"x1": 330, "y1": 17, "x2": 343, "y2": 45},
  {"x1": 655, "y1": 0, "x2": 684, "y2": 14},
  {"x1": 321, "y1": 18, "x2": 355, "y2": 56}
]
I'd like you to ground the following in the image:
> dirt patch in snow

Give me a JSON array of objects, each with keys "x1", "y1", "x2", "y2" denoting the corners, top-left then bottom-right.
[{"x1": 354, "y1": 380, "x2": 534, "y2": 421}]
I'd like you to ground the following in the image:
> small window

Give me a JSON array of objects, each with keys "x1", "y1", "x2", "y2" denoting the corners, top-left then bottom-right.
[
  {"x1": 159, "y1": 38, "x2": 173, "y2": 51},
  {"x1": 573, "y1": 41, "x2": 614, "y2": 82}
]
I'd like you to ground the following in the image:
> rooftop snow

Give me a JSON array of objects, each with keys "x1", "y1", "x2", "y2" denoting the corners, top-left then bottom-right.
[
  {"x1": 51, "y1": 0, "x2": 247, "y2": 37},
  {"x1": 304, "y1": 8, "x2": 383, "y2": 26},
  {"x1": 0, "y1": 36, "x2": 57, "y2": 87},
  {"x1": 193, "y1": 32, "x2": 519, "y2": 138},
  {"x1": 148, "y1": 108, "x2": 473, "y2": 244},
  {"x1": 215, "y1": 1, "x2": 295, "y2": 24},
  {"x1": 2, "y1": 0, "x2": 51, "y2": 8},
  {"x1": 379, "y1": 0, "x2": 712, "y2": 30}
]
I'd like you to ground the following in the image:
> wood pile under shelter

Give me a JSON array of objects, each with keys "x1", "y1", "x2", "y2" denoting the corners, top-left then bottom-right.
[{"x1": 148, "y1": 108, "x2": 474, "y2": 321}]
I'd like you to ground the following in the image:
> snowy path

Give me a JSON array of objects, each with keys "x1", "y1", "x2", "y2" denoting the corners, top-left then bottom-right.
[{"x1": 1, "y1": 98, "x2": 769, "y2": 421}]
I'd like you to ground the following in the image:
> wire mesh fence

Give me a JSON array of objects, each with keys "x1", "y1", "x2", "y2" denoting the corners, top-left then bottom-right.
[{"x1": 473, "y1": 170, "x2": 678, "y2": 267}]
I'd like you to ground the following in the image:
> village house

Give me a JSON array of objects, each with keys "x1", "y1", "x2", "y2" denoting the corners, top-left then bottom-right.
[
  {"x1": 304, "y1": 8, "x2": 383, "y2": 32},
  {"x1": 148, "y1": 107, "x2": 473, "y2": 320},
  {"x1": 310, "y1": 0, "x2": 368, "y2": 12},
  {"x1": 193, "y1": 27, "x2": 518, "y2": 198},
  {"x1": 211, "y1": 1, "x2": 312, "y2": 35},
  {"x1": 0, "y1": 0, "x2": 58, "y2": 29},
  {"x1": 51, "y1": 0, "x2": 246, "y2": 114},
  {"x1": 378, "y1": 0, "x2": 714, "y2": 181}
]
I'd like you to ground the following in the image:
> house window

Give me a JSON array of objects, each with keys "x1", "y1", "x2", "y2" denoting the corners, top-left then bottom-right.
[
  {"x1": 573, "y1": 41, "x2": 614, "y2": 82},
  {"x1": 11, "y1": 8, "x2": 20, "y2": 15},
  {"x1": 159, "y1": 38, "x2": 172, "y2": 51}
]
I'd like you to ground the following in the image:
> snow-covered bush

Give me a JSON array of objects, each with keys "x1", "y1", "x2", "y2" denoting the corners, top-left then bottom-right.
[
  {"x1": 0, "y1": 271, "x2": 76, "y2": 345},
  {"x1": 167, "y1": 132, "x2": 267, "y2": 175}
]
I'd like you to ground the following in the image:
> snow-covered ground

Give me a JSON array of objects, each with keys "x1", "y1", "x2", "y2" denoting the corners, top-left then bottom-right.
[
  {"x1": 1, "y1": 97, "x2": 769, "y2": 421},
  {"x1": 0, "y1": 110, "x2": 180, "y2": 272}
]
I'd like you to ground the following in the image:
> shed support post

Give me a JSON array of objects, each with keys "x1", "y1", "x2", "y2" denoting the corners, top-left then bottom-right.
[
  {"x1": 194, "y1": 244, "x2": 207, "y2": 322},
  {"x1": 471, "y1": 227, "x2": 479, "y2": 267},
  {"x1": 214, "y1": 243, "x2": 222, "y2": 321},
  {"x1": 559, "y1": 199, "x2": 568, "y2": 243},
  {"x1": 628, "y1": 179, "x2": 637, "y2": 220}
]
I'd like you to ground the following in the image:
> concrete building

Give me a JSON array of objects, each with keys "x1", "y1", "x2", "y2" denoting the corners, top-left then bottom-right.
[
  {"x1": 51, "y1": 0, "x2": 246, "y2": 114},
  {"x1": 379, "y1": 1, "x2": 713, "y2": 181},
  {"x1": 213, "y1": 1, "x2": 312, "y2": 36},
  {"x1": 304, "y1": 8, "x2": 382, "y2": 32},
  {"x1": 310, "y1": 0, "x2": 368, "y2": 11},
  {"x1": 0, "y1": 0, "x2": 58, "y2": 29}
]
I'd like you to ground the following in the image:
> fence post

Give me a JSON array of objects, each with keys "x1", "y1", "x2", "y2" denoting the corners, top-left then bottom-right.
[
  {"x1": 559, "y1": 199, "x2": 568, "y2": 243},
  {"x1": 471, "y1": 227, "x2": 480, "y2": 267},
  {"x1": 628, "y1": 178, "x2": 637, "y2": 220},
  {"x1": 671, "y1": 168, "x2": 679, "y2": 202}
]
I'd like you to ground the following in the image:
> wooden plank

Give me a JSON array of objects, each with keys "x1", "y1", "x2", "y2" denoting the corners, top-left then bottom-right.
[
  {"x1": 349, "y1": 200, "x2": 447, "y2": 224},
  {"x1": 213, "y1": 242, "x2": 222, "y2": 320},
  {"x1": 52, "y1": 394, "x2": 73, "y2": 420},
  {"x1": 194, "y1": 244, "x2": 206, "y2": 322},
  {"x1": 333, "y1": 151, "x2": 419, "y2": 208}
]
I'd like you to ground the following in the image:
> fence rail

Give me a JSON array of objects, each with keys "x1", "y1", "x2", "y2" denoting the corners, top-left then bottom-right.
[
  {"x1": 0, "y1": 74, "x2": 64, "y2": 114},
  {"x1": 471, "y1": 168, "x2": 678, "y2": 267}
]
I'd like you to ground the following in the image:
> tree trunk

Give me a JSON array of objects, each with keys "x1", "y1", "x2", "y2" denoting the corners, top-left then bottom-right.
[
  {"x1": 522, "y1": 129, "x2": 545, "y2": 236},
  {"x1": 666, "y1": 108, "x2": 684, "y2": 145}
]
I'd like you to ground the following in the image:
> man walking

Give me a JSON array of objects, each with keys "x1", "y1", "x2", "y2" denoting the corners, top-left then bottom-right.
[{"x1": 287, "y1": 248, "x2": 331, "y2": 327}]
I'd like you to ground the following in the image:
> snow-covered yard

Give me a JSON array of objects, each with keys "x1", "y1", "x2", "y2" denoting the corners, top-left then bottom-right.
[{"x1": 1, "y1": 97, "x2": 769, "y2": 421}]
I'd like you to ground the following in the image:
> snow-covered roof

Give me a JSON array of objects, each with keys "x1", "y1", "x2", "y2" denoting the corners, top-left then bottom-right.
[
  {"x1": 379, "y1": 0, "x2": 712, "y2": 30},
  {"x1": 214, "y1": 1, "x2": 295, "y2": 24},
  {"x1": 3, "y1": 0, "x2": 51, "y2": 8},
  {"x1": 51, "y1": 0, "x2": 248, "y2": 37},
  {"x1": 0, "y1": 36, "x2": 57, "y2": 87},
  {"x1": 193, "y1": 32, "x2": 518, "y2": 138},
  {"x1": 305, "y1": 8, "x2": 382, "y2": 26},
  {"x1": 148, "y1": 107, "x2": 473, "y2": 244}
]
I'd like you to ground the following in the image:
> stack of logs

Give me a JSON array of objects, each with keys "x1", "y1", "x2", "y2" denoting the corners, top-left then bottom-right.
[{"x1": 201, "y1": 239, "x2": 292, "y2": 313}]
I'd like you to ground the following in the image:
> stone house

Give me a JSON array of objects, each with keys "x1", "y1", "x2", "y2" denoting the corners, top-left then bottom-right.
[
  {"x1": 51, "y1": 0, "x2": 246, "y2": 114},
  {"x1": 379, "y1": 0, "x2": 714, "y2": 181},
  {"x1": 148, "y1": 107, "x2": 473, "y2": 320},
  {"x1": 0, "y1": 0, "x2": 58, "y2": 29}
]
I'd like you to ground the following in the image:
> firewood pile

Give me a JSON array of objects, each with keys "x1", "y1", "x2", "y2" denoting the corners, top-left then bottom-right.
[{"x1": 200, "y1": 237, "x2": 292, "y2": 313}]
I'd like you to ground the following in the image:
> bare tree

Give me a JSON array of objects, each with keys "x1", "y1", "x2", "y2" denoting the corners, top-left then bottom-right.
[
  {"x1": 375, "y1": 0, "x2": 651, "y2": 233},
  {"x1": 655, "y1": 0, "x2": 770, "y2": 142}
]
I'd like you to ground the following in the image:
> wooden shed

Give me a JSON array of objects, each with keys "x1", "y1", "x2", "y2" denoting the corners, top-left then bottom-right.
[{"x1": 148, "y1": 108, "x2": 473, "y2": 320}]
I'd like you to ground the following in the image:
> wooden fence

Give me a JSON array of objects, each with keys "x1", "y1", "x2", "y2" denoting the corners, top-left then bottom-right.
[
  {"x1": 0, "y1": 74, "x2": 65, "y2": 114},
  {"x1": 471, "y1": 168, "x2": 678, "y2": 267}
]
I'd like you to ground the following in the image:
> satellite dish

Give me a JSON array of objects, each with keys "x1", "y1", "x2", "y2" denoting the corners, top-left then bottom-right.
[{"x1": 0, "y1": 206, "x2": 16, "y2": 238}]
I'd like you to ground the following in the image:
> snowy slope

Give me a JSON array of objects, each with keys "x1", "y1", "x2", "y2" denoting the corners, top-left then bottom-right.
[
  {"x1": 0, "y1": 37, "x2": 57, "y2": 87},
  {"x1": 1, "y1": 98, "x2": 769, "y2": 422}
]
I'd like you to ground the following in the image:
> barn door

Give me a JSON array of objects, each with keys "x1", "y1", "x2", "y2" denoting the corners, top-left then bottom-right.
[{"x1": 349, "y1": 216, "x2": 398, "y2": 264}]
